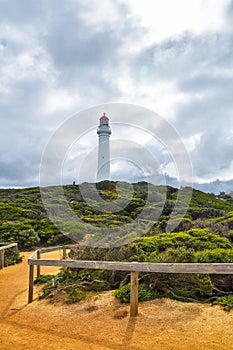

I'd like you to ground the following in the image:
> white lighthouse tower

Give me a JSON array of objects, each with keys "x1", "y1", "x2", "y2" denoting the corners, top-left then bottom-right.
[{"x1": 97, "y1": 113, "x2": 111, "y2": 181}]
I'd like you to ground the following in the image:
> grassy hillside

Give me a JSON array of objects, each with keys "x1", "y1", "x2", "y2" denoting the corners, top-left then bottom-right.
[
  {"x1": 0, "y1": 181, "x2": 233, "y2": 249},
  {"x1": 1, "y1": 182, "x2": 233, "y2": 308}
]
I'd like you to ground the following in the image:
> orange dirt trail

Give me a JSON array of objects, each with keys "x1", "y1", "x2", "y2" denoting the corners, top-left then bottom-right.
[{"x1": 0, "y1": 251, "x2": 233, "y2": 350}]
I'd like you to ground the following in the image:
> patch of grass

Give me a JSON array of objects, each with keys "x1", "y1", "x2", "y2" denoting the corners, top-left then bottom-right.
[
  {"x1": 34, "y1": 274, "x2": 55, "y2": 284},
  {"x1": 84, "y1": 304, "x2": 98, "y2": 312},
  {"x1": 113, "y1": 309, "x2": 128, "y2": 319},
  {"x1": 168, "y1": 287, "x2": 197, "y2": 302},
  {"x1": 66, "y1": 289, "x2": 89, "y2": 304},
  {"x1": 213, "y1": 295, "x2": 233, "y2": 312}
]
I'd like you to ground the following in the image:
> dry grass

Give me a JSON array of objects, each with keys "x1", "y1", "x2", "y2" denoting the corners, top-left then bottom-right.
[
  {"x1": 113, "y1": 309, "x2": 129, "y2": 319},
  {"x1": 84, "y1": 304, "x2": 99, "y2": 312}
]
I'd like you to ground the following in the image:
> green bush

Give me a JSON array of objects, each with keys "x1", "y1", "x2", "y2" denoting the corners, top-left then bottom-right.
[
  {"x1": 65, "y1": 288, "x2": 87, "y2": 304},
  {"x1": 194, "y1": 249, "x2": 233, "y2": 263},
  {"x1": 114, "y1": 283, "x2": 153, "y2": 303},
  {"x1": 170, "y1": 287, "x2": 197, "y2": 301},
  {"x1": 162, "y1": 246, "x2": 195, "y2": 263},
  {"x1": 213, "y1": 295, "x2": 233, "y2": 311},
  {"x1": 34, "y1": 274, "x2": 55, "y2": 284},
  {"x1": 225, "y1": 230, "x2": 233, "y2": 243},
  {"x1": 4, "y1": 247, "x2": 22, "y2": 266},
  {"x1": 114, "y1": 284, "x2": 131, "y2": 303},
  {"x1": 17, "y1": 229, "x2": 40, "y2": 249}
]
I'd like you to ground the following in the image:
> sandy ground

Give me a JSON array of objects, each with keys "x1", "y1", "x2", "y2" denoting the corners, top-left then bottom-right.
[{"x1": 0, "y1": 251, "x2": 233, "y2": 350}]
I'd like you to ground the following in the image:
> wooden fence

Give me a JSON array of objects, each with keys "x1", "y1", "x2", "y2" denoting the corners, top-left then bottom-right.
[
  {"x1": 28, "y1": 245, "x2": 233, "y2": 317},
  {"x1": 0, "y1": 242, "x2": 18, "y2": 269}
]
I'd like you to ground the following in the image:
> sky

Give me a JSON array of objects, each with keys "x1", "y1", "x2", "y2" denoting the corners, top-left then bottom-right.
[{"x1": 0, "y1": 0, "x2": 233, "y2": 192}]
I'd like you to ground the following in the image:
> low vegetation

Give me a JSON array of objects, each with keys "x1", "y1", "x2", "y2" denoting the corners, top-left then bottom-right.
[
  {"x1": 0, "y1": 245, "x2": 22, "y2": 266},
  {"x1": 1, "y1": 181, "x2": 233, "y2": 309},
  {"x1": 39, "y1": 229, "x2": 233, "y2": 311},
  {"x1": 34, "y1": 274, "x2": 55, "y2": 284},
  {"x1": 0, "y1": 182, "x2": 233, "y2": 248}
]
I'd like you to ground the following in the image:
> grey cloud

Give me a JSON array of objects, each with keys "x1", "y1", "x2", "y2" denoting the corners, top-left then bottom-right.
[
  {"x1": 0, "y1": 0, "x2": 134, "y2": 97},
  {"x1": 180, "y1": 75, "x2": 233, "y2": 94},
  {"x1": 135, "y1": 32, "x2": 233, "y2": 86},
  {"x1": 0, "y1": 0, "x2": 232, "y2": 191},
  {"x1": 46, "y1": 22, "x2": 120, "y2": 69},
  {"x1": 190, "y1": 129, "x2": 233, "y2": 179},
  {"x1": 130, "y1": 30, "x2": 233, "y2": 183},
  {"x1": 0, "y1": 151, "x2": 41, "y2": 187}
]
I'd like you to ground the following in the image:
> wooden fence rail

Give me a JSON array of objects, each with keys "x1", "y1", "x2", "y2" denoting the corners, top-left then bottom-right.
[
  {"x1": 28, "y1": 246, "x2": 233, "y2": 317},
  {"x1": 0, "y1": 242, "x2": 18, "y2": 270}
]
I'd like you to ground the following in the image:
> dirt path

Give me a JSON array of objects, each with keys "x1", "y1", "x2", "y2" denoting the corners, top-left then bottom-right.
[{"x1": 0, "y1": 251, "x2": 233, "y2": 350}]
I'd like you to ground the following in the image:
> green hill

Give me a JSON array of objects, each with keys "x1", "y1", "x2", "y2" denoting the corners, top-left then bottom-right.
[
  {"x1": 1, "y1": 182, "x2": 233, "y2": 309},
  {"x1": 0, "y1": 182, "x2": 233, "y2": 249}
]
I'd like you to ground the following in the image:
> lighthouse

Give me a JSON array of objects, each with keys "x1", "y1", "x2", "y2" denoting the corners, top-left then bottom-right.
[{"x1": 97, "y1": 113, "x2": 111, "y2": 181}]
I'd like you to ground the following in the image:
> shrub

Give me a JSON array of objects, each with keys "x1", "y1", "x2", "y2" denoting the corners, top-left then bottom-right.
[
  {"x1": 17, "y1": 229, "x2": 40, "y2": 249},
  {"x1": 4, "y1": 247, "x2": 22, "y2": 266},
  {"x1": 162, "y1": 247, "x2": 195, "y2": 263},
  {"x1": 66, "y1": 289, "x2": 88, "y2": 304},
  {"x1": 194, "y1": 249, "x2": 233, "y2": 263},
  {"x1": 34, "y1": 274, "x2": 55, "y2": 284},
  {"x1": 114, "y1": 283, "x2": 153, "y2": 303},
  {"x1": 213, "y1": 295, "x2": 233, "y2": 311},
  {"x1": 225, "y1": 230, "x2": 233, "y2": 243},
  {"x1": 170, "y1": 287, "x2": 197, "y2": 301}
]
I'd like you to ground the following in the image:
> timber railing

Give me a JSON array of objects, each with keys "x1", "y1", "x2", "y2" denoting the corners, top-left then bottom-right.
[
  {"x1": 0, "y1": 242, "x2": 18, "y2": 269},
  {"x1": 28, "y1": 245, "x2": 233, "y2": 317}
]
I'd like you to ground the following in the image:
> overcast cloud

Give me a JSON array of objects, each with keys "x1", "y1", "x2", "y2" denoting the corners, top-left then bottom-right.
[{"x1": 0, "y1": 0, "x2": 232, "y2": 192}]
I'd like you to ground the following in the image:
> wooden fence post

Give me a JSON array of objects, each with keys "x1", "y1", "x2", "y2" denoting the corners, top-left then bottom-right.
[
  {"x1": 37, "y1": 250, "x2": 41, "y2": 278},
  {"x1": 0, "y1": 250, "x2": 4, "y2": 269},
  {"x1": 130, "y1": 271, "x2": 138, "y2": 317},
  {"x1": 62, "y1": 247, "x2": 67, "y2": 260},
  {"x1": 28, "y1": 264, "x2": 34, "y2": 303}
]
